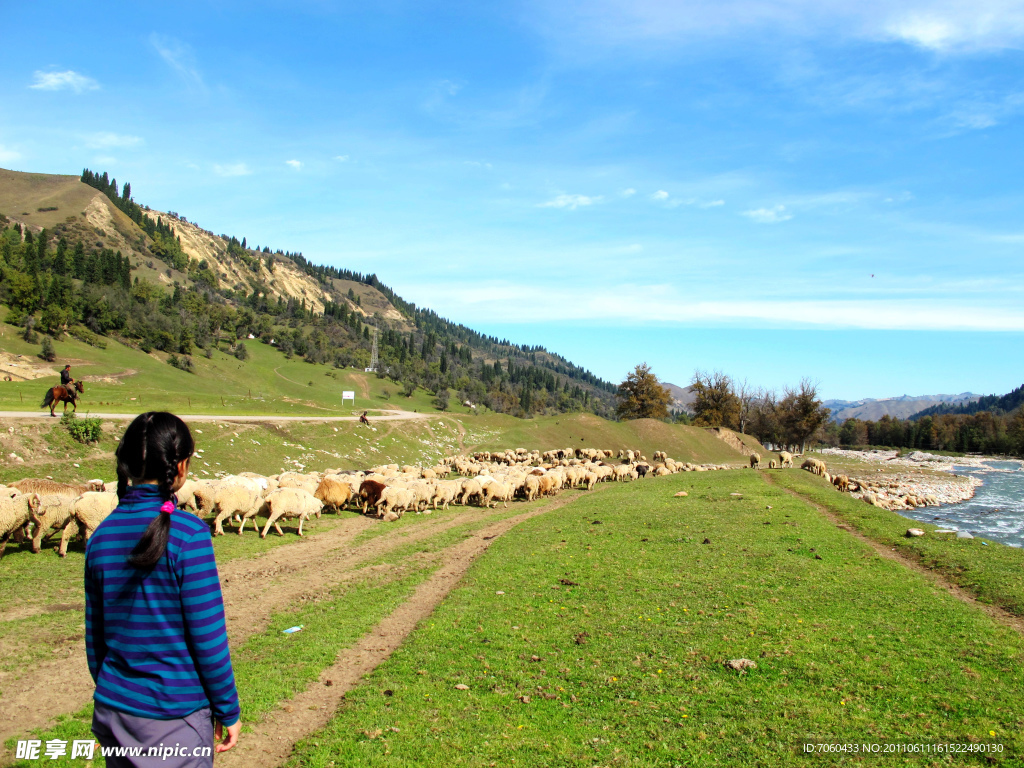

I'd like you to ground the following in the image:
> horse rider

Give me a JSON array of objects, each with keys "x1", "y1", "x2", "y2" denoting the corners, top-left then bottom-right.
[{"x1": 60, "y1": 364, "x2": 75, "y2": 389}]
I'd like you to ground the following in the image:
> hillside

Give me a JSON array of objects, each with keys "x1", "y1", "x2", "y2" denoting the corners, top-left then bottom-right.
[
  {"x1": 824, "y1": 392, "x2": 979, "y2": 422},
  {"x1": 0, "y1": 167, "x2": 616, "y2": 418},
  {"x1": 912, "y1": 383, "x2": 1024, "y2": 420},
  {"x1": 662, "y1": 381, "x2": 695, "y2": 413}
]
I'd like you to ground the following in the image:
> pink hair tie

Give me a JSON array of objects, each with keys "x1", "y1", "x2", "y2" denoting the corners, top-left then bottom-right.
[{"x1": 160, "y1": 501, "x2": 175, "y2": 515}]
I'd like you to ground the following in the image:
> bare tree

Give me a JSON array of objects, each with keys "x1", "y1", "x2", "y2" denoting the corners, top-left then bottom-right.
[
  {"x1": 736, "y1": 379, "x2": 756, "y2": 434},
  {"x1": 691, "y1": 370, "x2": 740, "y2": 429},
  {"x1": 779, "y1": 378, "x2": 830, "y2": 453}
]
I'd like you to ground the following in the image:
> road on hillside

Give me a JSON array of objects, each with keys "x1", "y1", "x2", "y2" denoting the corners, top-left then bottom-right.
[{"x1": 0, "y1": 409, "x2": 435, "y2": 423}]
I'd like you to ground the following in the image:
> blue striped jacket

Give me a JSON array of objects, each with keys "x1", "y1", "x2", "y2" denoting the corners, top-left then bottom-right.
[{"x1": 85, "y1": 484, "x2": 240, "y2": 725}]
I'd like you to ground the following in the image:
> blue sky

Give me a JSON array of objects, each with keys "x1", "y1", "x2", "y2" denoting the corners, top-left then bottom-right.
[{"x1": 2, "y1": 0, "x2": 1023, "y2": 400}]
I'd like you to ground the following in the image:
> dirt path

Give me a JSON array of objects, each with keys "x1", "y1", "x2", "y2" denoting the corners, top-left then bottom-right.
[
  {"x1": 763, "y1": 474, "x2": 1024, "y2": 636},
  {"x1": 0, "y1": 500, "x2": 565, "y2": 750},
  {"x1": 219, "y1": 491, "x2": 584, "y2": 768},
  {"x1": 0, "y1": 409, "x2": 434, "y2": 422}
]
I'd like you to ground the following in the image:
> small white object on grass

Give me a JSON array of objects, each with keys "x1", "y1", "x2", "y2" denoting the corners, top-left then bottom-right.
[{"x1": 282, "y1": 625, "x2": 304, "y2": 634}]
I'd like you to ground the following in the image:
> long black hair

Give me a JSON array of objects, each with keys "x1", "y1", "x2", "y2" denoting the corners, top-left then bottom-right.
[{"x1": 115, "y1": 412, "x2": 195, "y2": 569}]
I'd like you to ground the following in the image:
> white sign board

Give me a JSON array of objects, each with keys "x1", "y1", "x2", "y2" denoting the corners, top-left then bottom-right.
[{"x1": 342, "y1": 391, "x2": 355, "y2": 404}]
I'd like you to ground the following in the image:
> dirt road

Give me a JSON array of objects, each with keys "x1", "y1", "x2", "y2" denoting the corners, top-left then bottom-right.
[{"x1": 0, "y1": 409, "x2": 434, "y2": 423}]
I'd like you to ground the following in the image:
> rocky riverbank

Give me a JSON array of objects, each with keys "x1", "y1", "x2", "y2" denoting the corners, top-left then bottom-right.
[{"x1": 817, "y1": 448, "x2": 989, "y2": 512}]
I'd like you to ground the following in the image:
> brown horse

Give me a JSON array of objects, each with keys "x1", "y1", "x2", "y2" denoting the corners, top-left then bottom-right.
[{"x1": 41, "y1": 380, "x2": 85, "y2": 417}]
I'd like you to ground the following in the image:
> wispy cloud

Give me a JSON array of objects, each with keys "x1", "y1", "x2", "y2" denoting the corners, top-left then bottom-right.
[
  {"x1": 538, "y1": 193, "x2": 602, "y2": 209},
  {"x1": 535, "y1": 0, "x2": 1024, "y2": 54},
  {"x1": 0, "y1": 144, "x2": 21, "y2": 163},
  {"x1": 286, "y1": 159, "x2": 303, "y2": 170},
  {"x1": 418, "y1": 280, "x2": 1024, "y2": 331},
  {"x1": 650, "y1": 190, "x2": 669, "y2": 201},
  {"x1": 621, "y1": 188, "x2": 636, "y2": 197},
  {"x1": 214, "y1": 163, "x2": 252, "y2": 177},
  {"x1": 464, "y1": 160, "x2": 493, "y2": 170},
  {"x1": 29, "y1": 70, "x2": 99, "y2": 93},
  {"x1": 334, "y1": 155, "x2": 350, "y2": 162},
  {"x1": 151, "y1": 34, "x2": 205, "y2": 91},
  {"x1": 743, "y1": 205, "x2": 792, "y2": 223},
  {"x1": 85, "y1": 132, "x2": 143, "y2": 149},
  {"x1": 700, "y1": 199, "x2": 725, "y2": 208}
]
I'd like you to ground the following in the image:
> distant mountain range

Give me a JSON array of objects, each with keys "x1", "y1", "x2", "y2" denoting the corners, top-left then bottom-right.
[
  {"x1": 824, "y1": 393, "x2": 980, "y2": 422},
  {"x1": 663, "y1": 382, "x2": 696, "y2": 413}
]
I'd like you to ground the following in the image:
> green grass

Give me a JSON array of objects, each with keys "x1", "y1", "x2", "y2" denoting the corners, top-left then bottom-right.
[
  {"x1": 770, "y1": 469, "x2": 1024, "y2": 618},
  {"x1": 283, "y1": 472, "x2": 1023, "y2": 767},
  {"x1": 2, "y1": 509, "x2": 503, "y2": 767}
]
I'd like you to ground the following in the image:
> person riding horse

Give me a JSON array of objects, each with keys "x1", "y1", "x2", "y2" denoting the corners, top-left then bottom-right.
[{"x1": 42, "y1": 365, "x2": 85, "y2": 416}]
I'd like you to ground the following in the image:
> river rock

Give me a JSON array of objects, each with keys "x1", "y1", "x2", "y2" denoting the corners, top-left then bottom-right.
[
  {"x1": 956, "y1": 531, "x2": 974, "y2": 539},
  {"x1": 906, "y1": 528, "x2": 925, "y2": 537}
]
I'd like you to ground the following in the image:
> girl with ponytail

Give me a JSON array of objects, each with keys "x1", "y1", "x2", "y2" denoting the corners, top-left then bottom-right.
[{"x1": 85, "y1": 412, "x2": 241, "y2": 767}]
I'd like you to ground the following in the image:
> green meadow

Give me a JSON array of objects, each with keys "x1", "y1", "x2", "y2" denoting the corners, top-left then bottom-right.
[{"x1": 8, "y1": 471, "x2": 1024, "y2": 767}]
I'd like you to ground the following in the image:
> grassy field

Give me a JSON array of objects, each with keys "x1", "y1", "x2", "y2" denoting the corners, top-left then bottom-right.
[
  {"x1": 0, "y1": 319, "x2": 451, "y2": 417},
  {"x1": 771, "y1": 470, "x2": 1024, "y2": 618},
  {"x1": 283, "y1": 471, "x2": 1022, "y2": 767},
  {"x1": 6, "y1": 470, "x2": 1024, "y2": 767}
]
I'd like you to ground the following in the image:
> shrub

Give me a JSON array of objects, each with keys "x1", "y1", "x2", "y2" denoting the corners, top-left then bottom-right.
[
  {"x1": 69, "y1": 325, "x2": 107, "y2": 349},
  {"x1": 168, "y1": 354, "x2": 194, "y2": 373},
  {"x1": 61, "y1": 412, "x2": 102, "y2": 444},
  {"x1": 234, "y1": 342, "x2": 248, "y2": 361},
  {"x1": 39, "y1": 337, "x2": 56, "y2": 362},
  {"x1": 433, "y1": 388, "x2": 450, "y2": 412}
]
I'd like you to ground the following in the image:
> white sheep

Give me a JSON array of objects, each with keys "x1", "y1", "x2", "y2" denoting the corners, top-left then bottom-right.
[
  {"x1": 0, "y1": 493, "x2": 41, "y2": 557},
  {"x1": 211, "y1": 484, "x2": 262, "y2": 536},
  {"x1": 375, "y1": 486, "x2": 416, "y2": 518},
  {"x1": 31, "y1": 494, "x2": 77, "y2": 554},
  {"x1": 60, "y1": 492, "x2": 118, "y2": 557},
  {"x1": 260, "y1": 487, "x2": 324, "y2": 537}
]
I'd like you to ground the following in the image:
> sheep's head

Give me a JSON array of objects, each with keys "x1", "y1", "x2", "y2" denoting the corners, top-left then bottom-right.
[{"x1": 86, "y1": 479, "x2": 105, "y2": 491}]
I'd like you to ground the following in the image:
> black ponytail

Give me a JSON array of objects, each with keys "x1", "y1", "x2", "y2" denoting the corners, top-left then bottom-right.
[{"x1": 115, "y1": 412, "x2": 195, "y2": 569}]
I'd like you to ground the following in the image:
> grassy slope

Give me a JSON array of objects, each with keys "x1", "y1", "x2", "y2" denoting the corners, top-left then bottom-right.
[
  {"x1": 771, "y1": 470, "x2": 1024, "y2": 618},
  {"x1": 287, "y1": 471, "x2": 1023, "y2": 767},
  {"x1": 0, "y1": 170, "x2": 101, "y2": 230}
]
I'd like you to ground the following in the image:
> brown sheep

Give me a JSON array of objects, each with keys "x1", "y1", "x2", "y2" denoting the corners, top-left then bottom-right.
[
  {"x1": 832, "y1": 475, "x2": 850, "y2": 492},
  {"x1": 358, "y1": 480, "x2": 387, "y2": 515},
  {"x1": 315, "y1": 477, "x2": 353, "y2": 512},
  {"x1": 749, "y1": 453, "x2": 761, "y2": 469}
]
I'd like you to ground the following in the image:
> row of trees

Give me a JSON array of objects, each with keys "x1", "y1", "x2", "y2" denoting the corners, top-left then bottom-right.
[
  {"x1": 832, "y1": 411, "x2": 1024, "y2": 455},
  {"x1": 613, "y1": 365, "x2": 831, "y2": 453}
]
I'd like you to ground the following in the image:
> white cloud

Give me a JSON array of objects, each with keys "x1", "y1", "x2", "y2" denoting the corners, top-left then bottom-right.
[
  {"x1": 536, "y1": 0, "x2": 1024, "y2": 54},
  {"x1": 415, "y1": 279, "x2": 1024, "y2": 330},
  {"x1": 334, "y1": 155, "x2": 350, "y2": 162},
  {"x1": 286, "y1": 159, "x2": 303, "y2": 170},
  {"x1": 151, "y1": 34, "x2": 205, "y2": 90},
  {"x1": 700, "y1": 199, "x2": 726, "y2": 208},
  {"x1": 29, "y1": 70, "x2": 99, "y2": 93},
  {"x1": 214, "y1": 163, "x2": 252, "y2": 177},
  {"x1": 464, "y1": 160, "x2": 494, "y2": 170},
  {"x1": 85, "y1": 132, "x2": 143, "y2": 149},
  {"x1": 538, "y1": 193, "x2": 602, "y2": 210},
  {"x1": 650, "y1": 189, "x2": 669, "y2": 201},
  {"x1": 742, "y1": 205, "x2": 792, "y2": 223},
  {"x1": 622, "y1": 187, "x2": 636, "y2": 197},
  {"x1": 0, "y1": 145, "x2": 21, "y2": 163}
]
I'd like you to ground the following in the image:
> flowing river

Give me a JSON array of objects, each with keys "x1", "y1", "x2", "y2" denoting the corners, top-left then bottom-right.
[{"x1": 901, "y1": 460, "x2": 1024, "y2": 548}]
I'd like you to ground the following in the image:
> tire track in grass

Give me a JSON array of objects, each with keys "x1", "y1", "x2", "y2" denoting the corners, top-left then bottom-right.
[
  {"x1": 0, "y1": 502, "x2": 552, "y2": 751},
  {"x1": 217, "y1": 490, "x2": 590, "y2": 768},
  {"x1": 761, "y1": 472, "x2": 1024, "y2": 636}
]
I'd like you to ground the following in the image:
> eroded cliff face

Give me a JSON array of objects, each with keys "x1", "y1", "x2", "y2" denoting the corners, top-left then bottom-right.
[{"x1": 142, "y1": 210, "x2": 329, "y2": 314}]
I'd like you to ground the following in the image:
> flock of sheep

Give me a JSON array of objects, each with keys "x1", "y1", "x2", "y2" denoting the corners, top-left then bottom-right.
[
  {"x1": 0, "y1": 446, "x2": 738, "y2": 558},
  {"x1": 5, "y1": 442, "x2": 928, "y2": 560}
]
